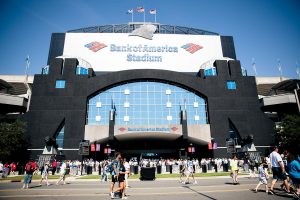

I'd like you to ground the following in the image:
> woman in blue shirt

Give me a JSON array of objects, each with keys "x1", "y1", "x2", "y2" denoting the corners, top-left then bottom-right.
[{"x1": 287, "y1": 152, "x2": 300, "y2": 198}]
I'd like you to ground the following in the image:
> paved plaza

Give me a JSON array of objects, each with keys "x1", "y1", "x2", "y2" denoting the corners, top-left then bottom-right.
[{"x1": 0, "y1": 176, "x2": 295, "y2": 200}]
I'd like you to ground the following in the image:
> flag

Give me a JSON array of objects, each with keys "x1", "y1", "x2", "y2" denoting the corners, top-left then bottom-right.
[
  {"x1": 25, "y1": 55, "x2": 30, "y2": 62},
  {"x1": 149, "y1": 9, "x2": 156, "y2": 14},
  {"x1": 127, "y1": 9, "x2": 133, "y2": 14},
  {"x1": 136, "y1": 7, "x2": 144, "y2": 13}
]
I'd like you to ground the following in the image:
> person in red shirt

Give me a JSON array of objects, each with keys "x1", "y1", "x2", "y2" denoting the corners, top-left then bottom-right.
[
  {"x1": 31, "y1": 161, "x2": 38, "y2": 175},
  {"x1": 10, "y1": 162, "x2": 16, "y2": 175},
  {"x1": 52, "y1": 160, "x2": 57, "y2": 175}
]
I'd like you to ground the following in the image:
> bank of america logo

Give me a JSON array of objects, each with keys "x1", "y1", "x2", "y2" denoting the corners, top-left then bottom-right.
[
  {"x1": 84, "y1": 41, "x2": 107, "y2": 52},
  {"x1": 171, "y1": 127, "x2": 178, "y2": 132},
  {"x1": 119, "y1": 127, "x2": 127, "y2": 132},
  {"x1": 181, "y1": 43, "x2": 203, "y2": 54}
]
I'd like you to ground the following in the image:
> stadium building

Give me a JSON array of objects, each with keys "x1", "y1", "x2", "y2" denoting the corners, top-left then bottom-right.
[{"x1": 23, "y1": 23, "x2": 276, "y2": 160}]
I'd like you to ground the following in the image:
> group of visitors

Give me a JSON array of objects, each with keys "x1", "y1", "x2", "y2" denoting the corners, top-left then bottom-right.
[
  {"x1": 0, "y1": 161, "x2": 21, "y2": 178},
  {"x1": 1, "y1": 145, "x2": 299, "y2": 199},
  {"x1": 266, "y1": 146, "x2": 299, "y2": 198},
  {"x1": 21, "y1": 159, "x2": 69, "y2": 189}
]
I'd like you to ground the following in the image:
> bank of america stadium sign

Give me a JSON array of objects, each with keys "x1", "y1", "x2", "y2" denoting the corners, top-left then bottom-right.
[
  {"x1": 84, "y1": 42, "x2": 203, "y2": 62},
  {"x1": 118, "y1": 127, "x2": 179, "y2": 133}
]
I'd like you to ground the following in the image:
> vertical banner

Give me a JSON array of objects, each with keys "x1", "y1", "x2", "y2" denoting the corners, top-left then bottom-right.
[
  {"x1": 90, "y1": 144, "x2": 95, "y2": 152},
  {"x1": 188, "y1": 147, "x2": 195, "y2": 153},
  {"x1": 208, "y1": 143, "x2": 213, "y2": 150},
  {"x1": 96, "y1": 144, "x2": 101, "y2": 151},
  {"x1": 213, "y1": 143, "x2": 218, "y2": 150}
]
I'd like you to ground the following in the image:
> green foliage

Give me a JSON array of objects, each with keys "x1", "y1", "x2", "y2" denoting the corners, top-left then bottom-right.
[
  {"x1": 0, "y1": 120, "x2": 29, "y2": 162},
  {"x1": 275, "y1": 115, "x2": 300, "y2": 154}
]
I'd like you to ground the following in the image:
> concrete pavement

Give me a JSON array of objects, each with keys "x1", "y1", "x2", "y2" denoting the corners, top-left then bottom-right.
[{"x1": 0, "y1": 176, "x2": 295, "y2": 200}]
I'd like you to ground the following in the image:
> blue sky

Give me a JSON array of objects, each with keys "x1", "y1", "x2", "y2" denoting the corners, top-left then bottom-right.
[{"x1": 0, "y1": 0, "x2": 299, "y2": 78}]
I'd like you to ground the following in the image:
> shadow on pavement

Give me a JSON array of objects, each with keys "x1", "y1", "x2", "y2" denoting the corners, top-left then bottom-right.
[{"x1": 182, "y1": 185, "x2": 217, "y2": 200}]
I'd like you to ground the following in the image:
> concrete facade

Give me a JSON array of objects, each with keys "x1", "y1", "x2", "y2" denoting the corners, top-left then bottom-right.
[{"x1": 23, "y1": 57, "x2": 275, "y2": 159}]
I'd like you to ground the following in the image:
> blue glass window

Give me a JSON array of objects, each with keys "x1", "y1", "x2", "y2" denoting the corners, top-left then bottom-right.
[
  {"x1": 227, "y1": 81, "x2": 236, "y2": 90},
  {"x1": 204, "y1": 67, "x2": 217, "y2": 76},
  {"x1": 76, "y1": 67, "x2": 88, "y2": 75},
  {"x1": 42, "y1": 66, "x2": 49, "y2": 75},
  {"x1": 55, "y1": 80, "x2": 65, "y2": 88},
  {"x1": 56, "y1": 126, "x2": 64, "y2": 148},
  {"x1": 87, "y1": 81, "x2": 208, "y2": 126},
  {"x1": 241, "y1": 67, "x2": 247, "y2": 76}
]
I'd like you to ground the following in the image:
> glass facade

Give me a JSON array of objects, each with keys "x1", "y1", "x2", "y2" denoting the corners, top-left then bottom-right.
[
  {"x1": 87, "y1": 81, "x2": 208, "y2": 126},
  {"x1": 227, "y1": 81, "x2": 237, "y2": 90},
  {"x1": 56, "y1": 126, "x2": 64, "y2": 148},
  {"x1": 42, "y1": 66, "x2": 49, "y2": 75},
  {"x1": 76, "y1": 66, "x2": 88, "y2": 75}
]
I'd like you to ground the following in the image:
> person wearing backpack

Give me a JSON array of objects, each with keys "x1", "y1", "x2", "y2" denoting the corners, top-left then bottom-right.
[
  {"x1": 110, "y1": 152, "x2": 122, "y2": 199},
  {"x1": 22, "y1": 159, "x2": 34, "y2": 189}
]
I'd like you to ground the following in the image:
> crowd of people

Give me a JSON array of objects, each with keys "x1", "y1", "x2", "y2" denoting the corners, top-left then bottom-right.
[{"x1": 0, "y1": 146, "x2": 299, "y2": 198}]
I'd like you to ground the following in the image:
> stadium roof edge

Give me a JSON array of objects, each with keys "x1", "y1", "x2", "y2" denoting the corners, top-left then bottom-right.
[{"x1": 67, "y1": 23, "x2": 219, "y2": 35}]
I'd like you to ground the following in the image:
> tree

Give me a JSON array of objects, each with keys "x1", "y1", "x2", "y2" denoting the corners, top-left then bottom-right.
[
  {"x1": 275, "y1": 115, "x2": 300, "y2": 154},
  {"x1": 0, "y1": 120, "x2": 30, "y2": 162}
]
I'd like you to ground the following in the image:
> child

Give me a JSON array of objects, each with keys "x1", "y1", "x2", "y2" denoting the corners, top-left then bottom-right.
[{"x1": 255, "y1": 161, "x2": 269, "y2": 193}]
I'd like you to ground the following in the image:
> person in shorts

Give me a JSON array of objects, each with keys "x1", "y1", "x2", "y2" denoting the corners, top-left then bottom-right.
[
  {"x1": 112, "y1": 158, "x2": 128, "y2": 199},
  {"x1": 110, "y1": 152, "x2": 121, "y2": 199},
  {"x1": 269, "y1": 146, "x2": 290, "y2": 194},
  {"x1": 254, "y1": 161, "x2": 269, "y2": 193},
  {"x1": 124, "y1": 158, "x2": 130, "y2": 188},
  {"x1": 287, "y1": 152, "x2": 300, "y2": 198},
  {"x1": 182, "y1": 159, "x2": 197, "y2": 184},
  {"x1": 39, "y1": 162, "x2": 50, "y2": 186},
  {"x1": 22, "y1": 159, "x2": 34, "y2": 189},
  {"x1": 230, "y1": 155, "x2": 239, "y2": 185},
  {"x1": 56, "y1": 161, "x2": 67, "y2": 185}
]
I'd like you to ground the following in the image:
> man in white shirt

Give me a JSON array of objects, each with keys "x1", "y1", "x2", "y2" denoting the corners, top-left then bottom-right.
[
  {"x1": 56, "y1": 161, "x2": 67, "y2": 185},
  {"x1": 269, "y1": 146, "x2": 290, "y2": 194}
]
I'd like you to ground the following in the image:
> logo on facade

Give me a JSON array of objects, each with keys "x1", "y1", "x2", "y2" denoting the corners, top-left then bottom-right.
[
  {"x1": 171, "y1": 127, "x2": 178, "y2": 132},
  {"x1": 84, "y1": 41, "x2": 107, "y2": 52},
  {"x1": 119, "y1": 127, "x2": 127, "y2": 132},
  {"x1": 129, "y1": 24, "x2": 157, "y2": 40},
  {"x1": 181, "y1": 43, "x2": 203, "y2": 54}
]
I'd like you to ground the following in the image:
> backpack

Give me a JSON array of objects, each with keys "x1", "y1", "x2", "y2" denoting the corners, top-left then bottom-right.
[
  {"x1": 107, "y1": 162, "x2": 114, "y2": 174},
  {"x1": 25, "y1": 162, "x2": 32, "y2": 172}
]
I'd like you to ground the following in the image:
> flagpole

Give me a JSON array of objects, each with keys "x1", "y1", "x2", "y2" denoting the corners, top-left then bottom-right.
[
  {"x1": 296, "y1": 62, "x2": 300, "y2": 80},
  {"x1": 155, "y1": 9, "x2": 157, "y2": 23},
  {"x1": 277, "y1": 59, "x2": 283, "y2": 81},
  {"x1": 143, "y1": 6, "x2": 145, "y2": 24},
  {"x1": 25, "y1": 55, "x2": 30, "y2": 83},
  {"x1": 132, "y1": 8, "x2": 133, "y2": 23},
  {"x1": 25, "y1": 55, "x2": 31, "y2": 112},
  {"x1": 252, "y1": 58, "x2": 257, "y2": 76}
]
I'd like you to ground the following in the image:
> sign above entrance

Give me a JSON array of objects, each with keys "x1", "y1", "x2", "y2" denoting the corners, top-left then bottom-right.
[
  {"x1": 114, "y1": 125, "x2": 182, "y2": 135},
  {"x1": 63, "y1": 33, "x2": 223, "y2": 72}
]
